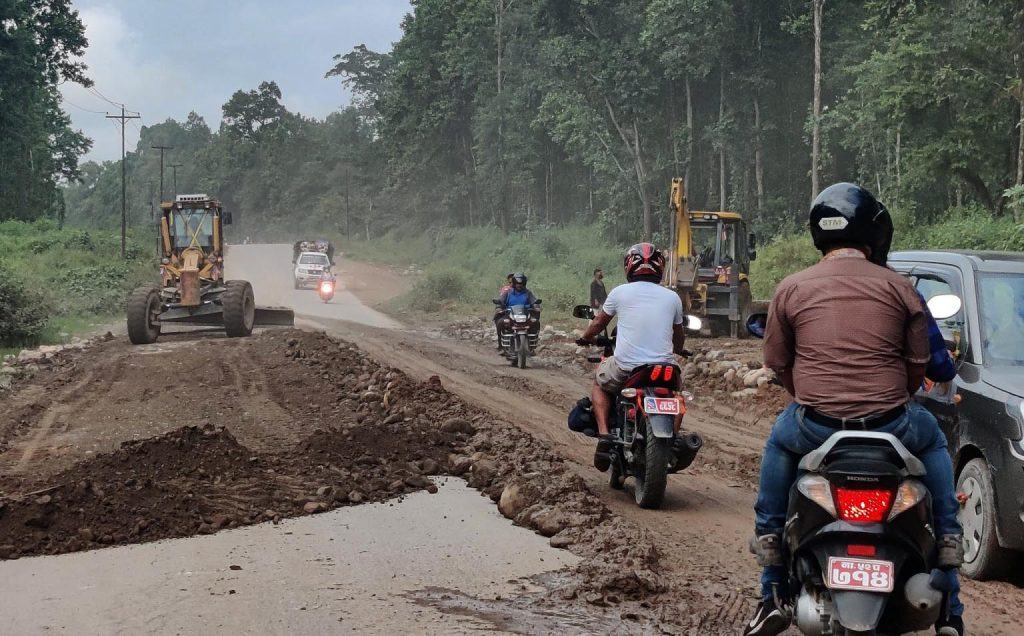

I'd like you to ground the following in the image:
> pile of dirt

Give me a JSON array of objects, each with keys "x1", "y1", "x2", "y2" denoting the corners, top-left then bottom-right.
[{"x1": 0, "y1": 328, "x2": 676, "y2": 614}]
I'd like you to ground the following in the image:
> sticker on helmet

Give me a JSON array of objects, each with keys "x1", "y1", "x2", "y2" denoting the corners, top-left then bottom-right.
[{"x1": 818, "y1": 216, "x2": 850, "y2": 231}]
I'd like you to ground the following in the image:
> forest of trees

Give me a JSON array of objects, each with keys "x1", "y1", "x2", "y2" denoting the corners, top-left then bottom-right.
[
  {"x1": 51, "y1": 1, "x2": 1024, "y2": 245},
  {"x1": 0, "y1": 0, "x2": 91, "y2": 223}
]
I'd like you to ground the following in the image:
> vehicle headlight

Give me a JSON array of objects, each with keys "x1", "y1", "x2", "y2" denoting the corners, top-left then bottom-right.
[{"x1": 514, "y1": 315, "x2": 528, "y2": 323}]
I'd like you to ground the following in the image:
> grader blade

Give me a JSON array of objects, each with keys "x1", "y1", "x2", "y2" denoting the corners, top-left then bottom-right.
[{"x1": 254, "y1": 306, "x2": 295, "y2": 327}]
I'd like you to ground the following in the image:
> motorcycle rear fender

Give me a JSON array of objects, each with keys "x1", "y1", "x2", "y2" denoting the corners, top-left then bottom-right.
[
  {"x1": 830, "y1": 590, "x2": 887, "y2": 632},
  {"x1": 645, "y1": 414, "x2": 675, "y2": 439}
]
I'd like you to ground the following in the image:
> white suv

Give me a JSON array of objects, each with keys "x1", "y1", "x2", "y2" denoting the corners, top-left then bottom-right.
[{"x1": 293, "y1": 252, "x2": 331, "y2": 289}]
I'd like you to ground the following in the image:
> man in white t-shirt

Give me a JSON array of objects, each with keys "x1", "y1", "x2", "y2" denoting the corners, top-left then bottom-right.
[{"x1": 577, "y1": 243, "x2": 687, "y2": 470}]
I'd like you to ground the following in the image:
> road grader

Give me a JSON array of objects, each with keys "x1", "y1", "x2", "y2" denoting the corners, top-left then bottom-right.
[{"x1": 126, "y1": 194, "x2": 294, "y2": 344}]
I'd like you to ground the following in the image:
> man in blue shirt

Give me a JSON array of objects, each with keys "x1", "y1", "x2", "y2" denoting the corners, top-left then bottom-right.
[{"x1": 494, "y1": 273, "x2": 539, "y2": 352}]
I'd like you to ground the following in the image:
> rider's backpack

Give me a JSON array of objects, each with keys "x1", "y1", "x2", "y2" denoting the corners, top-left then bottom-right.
[{"x1": 567, "y1": 397, "x2": 597, "y2": 436}]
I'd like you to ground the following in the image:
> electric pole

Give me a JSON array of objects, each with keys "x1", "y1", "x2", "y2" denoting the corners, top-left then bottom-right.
[
  {"x1": 107, "y1": 106, "x2": 141, "y2": 258},
  {"x1": 170, "y1": 163, "x2": 183, "y2": 196},
  {"x1": 151, "y1": 144, "x2": 174, "y2": 203}
]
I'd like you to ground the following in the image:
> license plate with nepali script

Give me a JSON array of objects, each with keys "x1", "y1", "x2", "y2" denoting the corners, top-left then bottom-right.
[
  {"x1": 826, "y1": 557, "x2": 894, "y2": 593},
  {"x1": 642, "y1": 397, "x2": 681, "y2": 415}
]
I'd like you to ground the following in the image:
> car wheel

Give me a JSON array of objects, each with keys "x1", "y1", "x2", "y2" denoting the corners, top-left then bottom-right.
[{"x1": 957, "y1": 458, "x2": 1019, "y2": 580}]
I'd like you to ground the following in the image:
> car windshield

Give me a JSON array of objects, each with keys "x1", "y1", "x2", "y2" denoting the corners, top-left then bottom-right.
[
  {"x1": 979, "y1": 274, "x2": 1024, "y2": 366},
  {"x1": 171, "y1": 210, "x2": 213, "y2": 249},
  {"x1": 299, "y1": 253, "x2": 329, "y2": 265}
]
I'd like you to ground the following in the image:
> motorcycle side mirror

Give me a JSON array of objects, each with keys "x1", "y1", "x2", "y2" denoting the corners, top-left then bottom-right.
[
  {"x1": 492, "y1": 298, "x2": 502, "y2": 306},
  {"x1": 534, "y1": 299, "x2": 542, "y2": 305},
  {"x1": 685, "y1": 315, "x2": 703, "y2": 331},
  {"x1": 927, "y1": 294, "x2": 962, "y2": 321},
  {"x1": 572, "y1": 304, "x2": 595, "y2": 319},
  {"x1": 746, "y1": 312, "x2": 768, "y2": 339}
]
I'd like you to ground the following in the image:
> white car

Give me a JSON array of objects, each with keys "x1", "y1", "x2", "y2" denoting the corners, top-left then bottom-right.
[{"x1": 293, "y1": 251, "x2": 331, "y2": 289}]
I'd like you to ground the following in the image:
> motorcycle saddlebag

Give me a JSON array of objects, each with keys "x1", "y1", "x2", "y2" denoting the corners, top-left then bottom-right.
[{"x1": 568, "y1": 397, "x2": 597, "y2": 437}]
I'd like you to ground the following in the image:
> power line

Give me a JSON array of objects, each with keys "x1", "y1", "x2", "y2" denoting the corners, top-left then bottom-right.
[
  {"x1": 60, "y1": 96, "x2": 106, "y2": 115},
  {"x1": 88, "y1": 85, "x2": 125, "y2": 108}
]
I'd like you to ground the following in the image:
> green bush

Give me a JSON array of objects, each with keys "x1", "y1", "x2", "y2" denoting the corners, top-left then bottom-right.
[
  {"x1": 406, "y1": 268, "x2": 469, "y2": 311},
  {"x1": 749, "y1": 232, "x2": 820, "y2": 298},
  {"x1": 0, "y1": 266, "x2": 49, "y2": 347}
]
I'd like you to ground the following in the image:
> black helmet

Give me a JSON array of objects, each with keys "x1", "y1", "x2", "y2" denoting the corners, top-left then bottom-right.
[
  {"x1": 512, "y1": 272, "x2": 527, "y2": 285},
  {"x1": 809, "y1": 183, "x2": 893, "y2": 266}
]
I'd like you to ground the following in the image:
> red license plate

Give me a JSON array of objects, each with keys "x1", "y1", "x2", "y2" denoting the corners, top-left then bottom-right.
[
  {"x1": 643, "y1": 397, "x2": 680, "y2": 415},
  {"x1": 826, "y1": 557, "x2": 894, "y2": 593}
]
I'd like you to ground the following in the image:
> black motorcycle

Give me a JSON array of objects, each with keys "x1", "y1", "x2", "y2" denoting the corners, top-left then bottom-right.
[
  {"x1": 745, "y1": 298, "x2": 963, "y2": 635},
  {"x1": 572, "y1": 305, "x2": 704, "y2": 509},
  {"x1": 493, "y1": 299, "x2": 541, "y2": 369}
]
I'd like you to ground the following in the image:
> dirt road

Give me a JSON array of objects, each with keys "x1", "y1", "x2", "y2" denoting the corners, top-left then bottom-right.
[{"x1": 0, "y1": 244, "x2": 1021, "y2": 635}]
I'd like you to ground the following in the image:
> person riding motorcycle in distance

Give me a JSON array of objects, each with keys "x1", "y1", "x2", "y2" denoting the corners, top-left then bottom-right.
[
  {"x1": 494, "y1": 273, "x2": 539, "y2": 350},
  {"x1": 319, "y1": 266, "x2": 337, "y2": 285},
  {"x1": 576, "y1": 243, "x2": 688, "y2": 470},
  {"x1": 743, "y1": 183, "x2": 965, "y2": 636}
]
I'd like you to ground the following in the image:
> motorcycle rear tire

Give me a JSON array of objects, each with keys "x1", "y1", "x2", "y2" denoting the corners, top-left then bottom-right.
[
  {"x1": 634, "y1": 417, "x2": 671, "y2": 509},
  {"x1": 517, "y1": 334, "x2": 528, "y2": 369}
]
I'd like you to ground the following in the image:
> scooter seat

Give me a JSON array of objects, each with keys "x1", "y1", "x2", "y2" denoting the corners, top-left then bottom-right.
[{"x1": 825, "y1": 445, "x2": 903, "y2": 467}]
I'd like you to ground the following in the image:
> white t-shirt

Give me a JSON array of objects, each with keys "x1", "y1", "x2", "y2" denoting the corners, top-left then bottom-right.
[{"x1": 602, "y1": 281, "x2": 684, "y2": 369}]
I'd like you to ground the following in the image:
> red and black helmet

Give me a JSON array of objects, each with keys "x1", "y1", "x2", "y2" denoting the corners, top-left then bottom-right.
[{"x1": 623, "y1": 243, "x2": 666, "y2": 282}]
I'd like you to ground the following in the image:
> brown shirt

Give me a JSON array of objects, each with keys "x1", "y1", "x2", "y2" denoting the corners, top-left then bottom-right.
[{"x1": 763, "y1": 252, "x2": 930, "y2": 418}]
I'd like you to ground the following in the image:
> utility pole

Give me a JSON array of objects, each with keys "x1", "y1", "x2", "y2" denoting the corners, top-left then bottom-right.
[
  {"x1": 108, "y1": 106, "x2": 141, "y2": 258},
  {"x1": 170, "y1": 163, "x2": 183, "y2": 196},
  {"x1": 345, "y1": 166, "x2": 351, "y2": 240},
  {"x1": 151, "y1": 144, "x2": 174, "y2": 203}
]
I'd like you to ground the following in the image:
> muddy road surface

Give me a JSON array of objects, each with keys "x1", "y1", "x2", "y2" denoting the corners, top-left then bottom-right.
[{"x1": 0, "y1": 244, "x2": 1021, "y2": 635}]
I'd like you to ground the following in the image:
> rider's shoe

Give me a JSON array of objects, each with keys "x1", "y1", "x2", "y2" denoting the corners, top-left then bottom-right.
[
  {"x1": 742, "y1": 597, "x2": 790, "y2": 636},
  {"x1": 593, "y1": 435, "x2": 614, "y2": 472},
  {"x1": 936, "y1": 614, "x2": 965, "y2": 636}
]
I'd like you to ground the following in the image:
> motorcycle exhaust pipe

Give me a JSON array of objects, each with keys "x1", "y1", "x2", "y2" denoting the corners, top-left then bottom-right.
[
  {"x1": 672, "y1": 433, "x2": 703, "y2": 471},
  {"x1": 904, "y1": 572, "x2": 944, "y2": 613}
]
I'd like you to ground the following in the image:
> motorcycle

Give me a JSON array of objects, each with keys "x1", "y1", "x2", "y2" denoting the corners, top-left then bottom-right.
[
  {"x1": 744, "y1": 293, "x2": 964, "y2": 636},
  {"x1": 493, "y1": 299, "x2": 542, "y2": 369},
  {"x1": 571, "y1": 305, "x2": 704, "y2": 509},
  {"x1": 318, "y1": 279, "x2": 335, "y2": 303}
]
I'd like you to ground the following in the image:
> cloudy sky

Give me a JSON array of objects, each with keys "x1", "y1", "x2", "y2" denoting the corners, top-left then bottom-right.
[{"x1": 59, "y1": 0, "x2": 411, "y2": 161}]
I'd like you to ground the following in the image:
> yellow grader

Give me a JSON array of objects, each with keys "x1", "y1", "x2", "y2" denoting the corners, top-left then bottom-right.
[
  {"x1": 666, "y1": 178, "x2": 759, "y2": 338},
  {"x1": 126, "y1": 194, "x2": 294, "y2": 344}
]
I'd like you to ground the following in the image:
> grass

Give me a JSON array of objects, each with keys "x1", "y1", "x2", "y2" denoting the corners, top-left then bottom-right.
[
  {"x1": 337, "y1": 224, "x2": 624, "y2": 319},
  {"x1": 0, "y1": 219, "x2": 153, "y2": 353}
]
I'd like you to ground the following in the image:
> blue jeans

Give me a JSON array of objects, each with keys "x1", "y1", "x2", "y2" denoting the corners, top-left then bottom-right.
[{"x1": 755, "y1": 402, "x2": 963, "y2": 617}]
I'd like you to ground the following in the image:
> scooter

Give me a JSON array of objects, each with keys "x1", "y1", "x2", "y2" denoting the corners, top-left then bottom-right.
[
  {"x1": 318, "y1": 279, "x2": 335, "y2": 303},
  {"x1": 744, "y1": 293, "x2": 965, "y2": 635}
]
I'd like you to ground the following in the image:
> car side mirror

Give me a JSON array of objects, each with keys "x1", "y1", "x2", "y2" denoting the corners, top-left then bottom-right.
[
  {"x1": 222, "y1": 212, "x2": 233, "y2": 225},
  {"x1": 927, "y1": 294, "x2": 962, "y2": 321},
  {"x1": 572, "y1": 304, "x2": 595, "y2": 319},
  {"x1": 746, "y1": 312, "x2": 768, "y2": 339}
]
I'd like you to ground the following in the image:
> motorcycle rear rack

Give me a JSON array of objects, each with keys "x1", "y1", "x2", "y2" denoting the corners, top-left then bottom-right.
[{"x1": 799, "y1": 431, "x2": 926, "y2": 476}]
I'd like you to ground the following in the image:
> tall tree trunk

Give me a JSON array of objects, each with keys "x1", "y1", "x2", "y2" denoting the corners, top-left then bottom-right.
[
  {"x1": 685, "y1": 77, "x2": 694, "y2": 195},
  {"x1": 719, "y1": 65, "x2": 727, "y2": 211},
  {"x1": 811, "y1": 0, "x2": 825, "y2": 201},
  {"x1": 754, "y1": 94, "x2": 765, "y2": 218}
]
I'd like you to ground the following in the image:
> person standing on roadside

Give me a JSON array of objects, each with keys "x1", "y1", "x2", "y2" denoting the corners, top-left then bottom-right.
[{"x1": 590, "y1": 269, "x2": 607, "y2": 309}]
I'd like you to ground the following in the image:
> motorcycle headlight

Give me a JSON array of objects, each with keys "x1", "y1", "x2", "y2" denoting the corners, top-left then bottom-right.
[{"x1": 513, "y1": 315, "x2": 528, "y2": 323}]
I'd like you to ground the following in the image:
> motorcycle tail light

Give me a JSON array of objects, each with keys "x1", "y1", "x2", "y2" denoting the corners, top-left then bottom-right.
[
  {"x1": 796, "y1": 474, "x2": 837, "y2": 517},
  {"x1": 887, "y1": 480, "x2": 928, "y2": 520},
  {"x1": 832, "y1": 487, "x2": 895, "y2": 523},
  {"x1": 847, "y1": 544, "x2": 877, "y2": 557},
  {"x1": 652, "y1": 387, "x2": 671, "y2": 397}
]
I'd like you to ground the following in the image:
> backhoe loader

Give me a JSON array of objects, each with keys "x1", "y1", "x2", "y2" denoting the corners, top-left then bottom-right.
[
  {"x1": 666, "y1": 178, "x2": 758, "y2": 338},
  {"x1": 126, "y1": 194, "x2": 294, "y2": 344}
]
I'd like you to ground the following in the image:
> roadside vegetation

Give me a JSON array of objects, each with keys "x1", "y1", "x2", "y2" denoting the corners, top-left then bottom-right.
[
  {"x1": 0, "y1": 220, "x2": 152, "y2": 353},
  {"x1": 340, "y1": 224, "x2": 622, "y2": 316}
]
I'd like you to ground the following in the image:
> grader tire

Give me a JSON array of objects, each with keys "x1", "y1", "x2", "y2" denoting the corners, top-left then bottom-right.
[
  {"x1": 223, "y1": 280, "x2": 255, "y2": 338},
  {"x1": 127, "y1": 285, "x2": 161, "y2": 345}
]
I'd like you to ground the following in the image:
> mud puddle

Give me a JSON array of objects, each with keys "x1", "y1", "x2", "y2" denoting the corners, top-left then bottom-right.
[{"x1": 0, "y1": 478, "x2": 580, "y2": 634}]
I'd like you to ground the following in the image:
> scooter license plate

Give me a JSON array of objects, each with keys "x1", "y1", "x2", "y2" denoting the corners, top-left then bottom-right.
[
  {"x1": 642, "y1": 397, "x2": 680, "y2": 415},
  {"x1": 826, "y1": 557, "x2": 894, "y2": 593}
]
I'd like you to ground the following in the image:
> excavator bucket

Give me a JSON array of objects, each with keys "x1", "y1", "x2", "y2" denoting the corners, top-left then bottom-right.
[{"x1": 254, "y1": 306, "x2": 295, "y2": 327}]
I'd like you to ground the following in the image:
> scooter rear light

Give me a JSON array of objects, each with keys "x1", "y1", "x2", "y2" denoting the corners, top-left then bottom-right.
[
  {"x1": 832, "y1": 487, "x2": 894, "y2": 523},
  {"x1": 796, "y1": 474, "x2": 837, "y2": 517},
  {"x1": 887, "y1": 480, "x2": 928, "y2": 521},
  {"x1": 847, "y1": 544, "x2": 877, "y2": 557}
]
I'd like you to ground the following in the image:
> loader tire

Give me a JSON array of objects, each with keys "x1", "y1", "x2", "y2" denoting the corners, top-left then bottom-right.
[
  {"x1": 127, "y1": 285, "x2": 161, "y2": 345},
  {"x1": 223, "y1": 280, "x2": 255, "y2": 338}
]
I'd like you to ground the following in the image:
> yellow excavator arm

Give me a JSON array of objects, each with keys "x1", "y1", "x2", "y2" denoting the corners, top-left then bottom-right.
[{"x1": 669, "y1": 178, "x2": 698, "y2": 292}]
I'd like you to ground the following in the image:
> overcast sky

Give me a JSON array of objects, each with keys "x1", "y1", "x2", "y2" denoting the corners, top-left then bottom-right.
[{"x1": 59, "y1": 0, "x2": 411, "y2": 162}]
